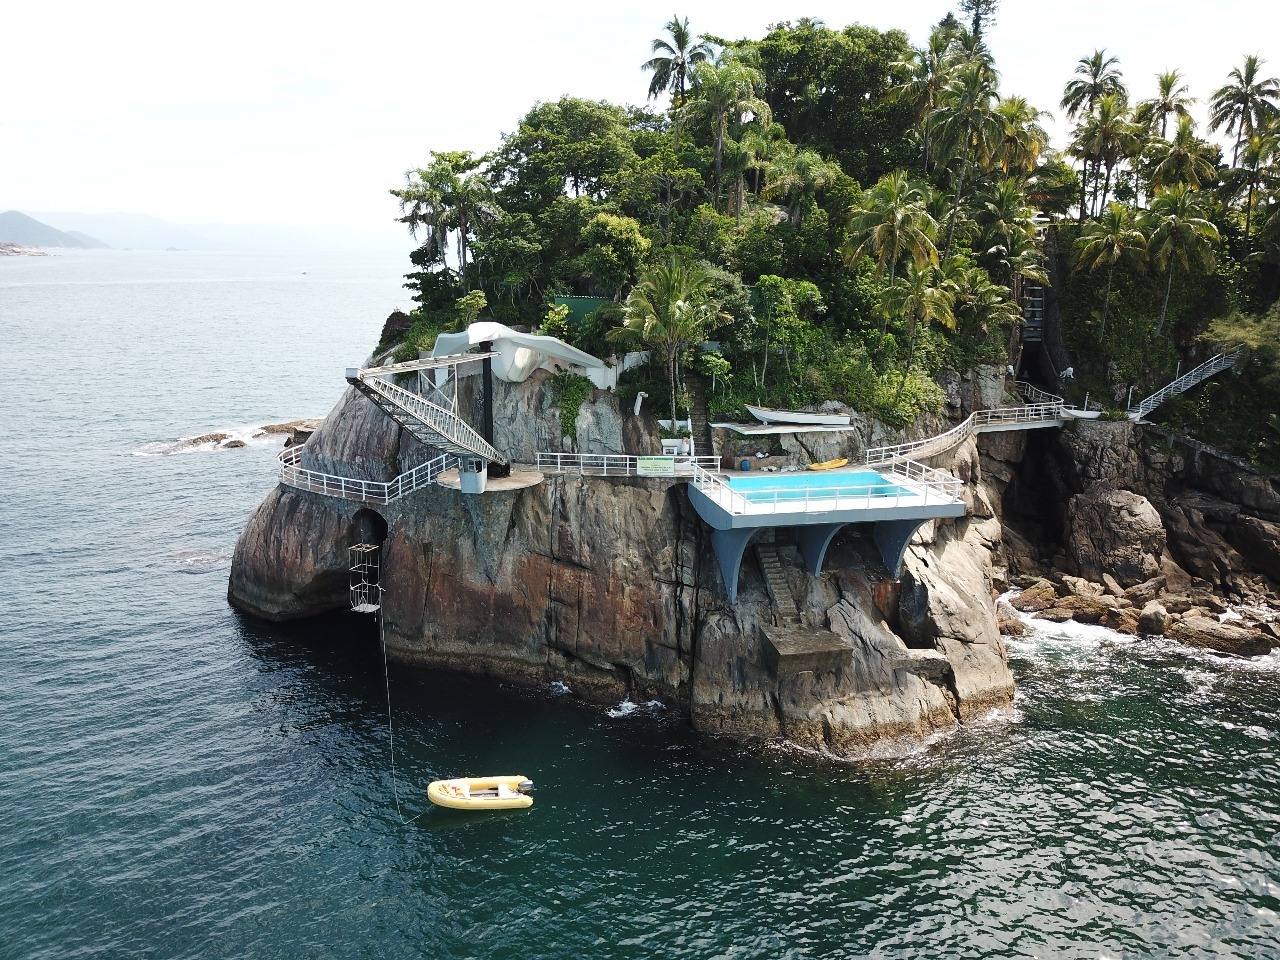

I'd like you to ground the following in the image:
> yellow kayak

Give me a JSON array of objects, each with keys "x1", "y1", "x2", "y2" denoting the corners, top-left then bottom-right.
[
  {"x1": 808, "y1": 458, "x2": 849, "y2": 471},
  {"x1": 427, "y1": 775, "x2": 534, "y2": 811}
]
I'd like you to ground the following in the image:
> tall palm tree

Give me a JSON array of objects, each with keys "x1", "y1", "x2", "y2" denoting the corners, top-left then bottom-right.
[
  {"x1": 642, "y1": 16, "x2": 715, "y2": 107},
  {"x1": 881, "y1": 263, "x2": 955, "y2": 401},
  {"x1": 930, "y1": 60, "x2": 1002, "y2": 258},
  {"x1": 1144, "y1": 184, "x2": 1219, "y2": 336},
  {"x1": 993, "y1": 96, "x2": 1049, "y2": 176},
  {"x1": 1147, "y1": 114, "x2": 1218, "y2": 193},
  {"x1": 1136, "y1": 69, "x2": 1195, "y2": 139},
  {"x1": 846, "y1": 171, "x2": 939, "y2": 331},
  {"x1": 1062, "y1": 50, "x2": 1126, "y2": 221},
  {"x1": 609, "y1": 257, "x2": 726, "y2": 425},
  {"x1": 392, "y1": 151, "x2": 494, "y2": 288},
  {"x1": 891, "y1": 28, "x2": 962, "y2": 172},
  {"x1": 682, "y1": 57, "x2": 771, "y2": 209},
  {"x1": 1061, "y1": 50, "x2": 1125, "y2": 122},
  {"x1": 1209, "y1": 55, "x2": 1280, "y2": 166},
  {"x1": 1076, "y1": 93, "x2": 1142, "y2": 214},
  {"x1": 1075, "y1": 202, "x2": 1147, "y2": 336},
  {"x1": 1218, "y1": 123, "x2": 1280, "y2": 238}
]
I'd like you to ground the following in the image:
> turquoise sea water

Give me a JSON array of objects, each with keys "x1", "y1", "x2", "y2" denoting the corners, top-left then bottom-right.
[{"x1": 2, "y1": 251, "x2": 1279, "y2": 959}]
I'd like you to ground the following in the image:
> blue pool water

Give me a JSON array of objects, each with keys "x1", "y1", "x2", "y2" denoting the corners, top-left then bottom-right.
[{"x1": 728, "y1": 469, "x2": 905, "y2": 502}]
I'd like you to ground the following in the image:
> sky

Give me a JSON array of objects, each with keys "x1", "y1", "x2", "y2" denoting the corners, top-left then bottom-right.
[{"x1": 3, "y1": 0, "x2": 1277, "y2": 249}]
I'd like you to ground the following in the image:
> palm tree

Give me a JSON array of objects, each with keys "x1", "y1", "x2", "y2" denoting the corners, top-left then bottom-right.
[
  {"x1": 891, "y1": 27, "x2": 961, "y2": 171},
  {"x1": 1135, "y1": 69, "x2": 1195, "y2": 139},
  {"x1": 1219, "y1": 123, "x2": 1280, "y2": 238},
  {"x1": 1145, "y1": 184, "x2": 1219, "y2": 337},
  {"x1": 1209, "y1": 55, "x2": 1280, "y2": 166},
  {"x1": 881, "y1": 263, "x2": 956, "y2": 401},
  {"x1": 1062, "y1": 50, "x2": 1125, "y2": 220},
  {"x1": 1076, "y1": 93, "x2": 1142, "y2": 214},
  {"x1": 762, "y1": 148, "x2": 839, "y2": 227},
  {"x1": 608, "y1": 257, "x2": 726, "y2": 425},
  {"x1": 975, "y1": 177, "x2": 1039, "y2": 286},
  {"x1": 392, "y1": 151, "x2": 494, "y2": 288},
  {"x1": 642, "y1": 16, "x2": 715, "y2": 107},
  {"x1": 682, "y1": 57, "x2": 771, "y2": 209},
  {"x1": 993, "y1": 96, "x2": 1049, "y2": 176},
  {"x1": 1147, "y1": 114, "x2": 1218, "y2": 193},
  {"x1": 1061, "y1": 49, "x2": 1125, "y2": 122},
  {"x1": 1075, "y1": 202, "x2": 1147, "y2": 336},
  {"x1": 930, "y1": 60, "x2": 1002, "y2": 258},
  {"x1": 846, "y1": 171, "x2": 939, "y2": 331}
]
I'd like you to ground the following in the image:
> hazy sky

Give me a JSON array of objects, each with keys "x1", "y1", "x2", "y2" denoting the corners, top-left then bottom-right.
[{"x1": 4, "y1": 0, "x2": 1277, "y2": 237}]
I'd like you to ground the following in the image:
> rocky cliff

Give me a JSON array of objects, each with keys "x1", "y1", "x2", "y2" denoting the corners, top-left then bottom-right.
[{"x1": 229, "y1": 365, "x2": 1024, "y2": 756}]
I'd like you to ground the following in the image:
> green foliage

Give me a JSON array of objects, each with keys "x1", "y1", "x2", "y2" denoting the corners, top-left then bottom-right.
[
  {"x1": 542, "y1": 303, "x2": 571, "y2": 340},
  {"x1": 547, "y1": 371, "x2": 595, "y2": 443}
]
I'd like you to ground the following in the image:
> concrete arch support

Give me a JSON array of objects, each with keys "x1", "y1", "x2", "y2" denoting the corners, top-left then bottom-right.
[
  {"x1": 709, "y1": 528, "x2": 758, "y2": 604},
  {"x1": 795, "y1": 523, "x2": 847, "y2": 577},
  {"x1": 873, "y1": 519, "x2": 931, "y2": 579}
]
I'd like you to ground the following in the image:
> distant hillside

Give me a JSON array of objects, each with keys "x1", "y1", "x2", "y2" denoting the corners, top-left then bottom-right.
[
  {"x1": 27, "y1": 211, "x2": 226, "y2": 251},
  {"x1": 0, "y1": 211, "x2": 107, "y2": 248}
]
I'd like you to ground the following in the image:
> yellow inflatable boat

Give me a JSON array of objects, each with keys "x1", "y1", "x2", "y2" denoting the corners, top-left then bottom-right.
[
  {"x1": 427, "y1": 775, "x2": 534, "y2": 811},
  {"x1": 807, "y1": 458, "x2": 849, "y2": 471}
]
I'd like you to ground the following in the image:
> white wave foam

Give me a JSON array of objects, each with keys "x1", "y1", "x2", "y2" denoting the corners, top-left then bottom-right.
[
  {"x1": 172, "y1": 549, "x2": 230, "y2": 572},
  {"x1": 606, "y1": 699, "x2": 665, "y2": 718},
  {"x1": 133, "y1": 423, "x2": 299, "y2": 456},
  {"x1": 548, "y1": 680, "x2": 572, "y2": 696}
]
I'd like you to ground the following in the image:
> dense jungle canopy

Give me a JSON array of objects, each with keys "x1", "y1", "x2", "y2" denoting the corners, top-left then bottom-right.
[{"x1": 386, "y1": 8, "x2": 1280, "y2": 468}]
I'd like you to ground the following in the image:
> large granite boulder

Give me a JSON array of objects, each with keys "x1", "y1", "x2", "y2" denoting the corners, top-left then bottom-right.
[{"x1": 1066, "y1": 488, "x2": 1166, "y2": 587}]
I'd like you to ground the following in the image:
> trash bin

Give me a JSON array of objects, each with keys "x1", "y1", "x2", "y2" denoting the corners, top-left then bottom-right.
[{"x1": 740, "y1": 459, "x2": 751, "y2": 471}]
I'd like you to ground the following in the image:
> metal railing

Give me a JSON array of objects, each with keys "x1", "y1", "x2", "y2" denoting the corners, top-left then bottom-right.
[
  {"x1": 1128, "y1": 346, "x2": 1244, "y2": 420},
  {"x1": 864, "y1": 401, "x2": 1068, "y2": 464},
  {"x1": 278, "y1": 444, "x2": 458, "y2": 503},
  {"x1": 348, "y1": 369, "x2": 503, "y2": 463},
  {"x1": 688, "y1": 457, "x2": 962, "y2": 516},
  {"x1": 1016, "y1": 381, "x2": 1063, "y2": 405},
  {"x1": 535, "y1": 452, "x2": 721, "y2": 476}
]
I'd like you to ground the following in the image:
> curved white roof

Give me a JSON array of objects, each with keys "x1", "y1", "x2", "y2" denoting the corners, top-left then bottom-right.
[{"x1": 432, "y1": 321, "x2": 605, "y2": 383}]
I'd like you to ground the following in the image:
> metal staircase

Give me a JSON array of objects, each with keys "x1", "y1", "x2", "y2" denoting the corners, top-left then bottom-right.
[
  {"x1": 345, "y1": 354, "x2": 504, "y2": 464},
  {"x1": 1127, "y1": 346, "x2": 1245, "y2": 421},
  {"x1": 1021, "y1": 283, "x2": 1045, "y2": 343}
]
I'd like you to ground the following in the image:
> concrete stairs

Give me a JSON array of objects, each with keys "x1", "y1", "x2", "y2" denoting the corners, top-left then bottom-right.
[
  {"x1": 686, "y1": 375, "x2": 715, "y2": 461},
  {"x1": 755, "y1": 545, "x2": 799, "y2": 624}
]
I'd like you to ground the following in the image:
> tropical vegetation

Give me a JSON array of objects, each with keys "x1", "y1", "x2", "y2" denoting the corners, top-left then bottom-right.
[{"x1": 383, "y1": 9, "x2": 1280, "y2": 467}]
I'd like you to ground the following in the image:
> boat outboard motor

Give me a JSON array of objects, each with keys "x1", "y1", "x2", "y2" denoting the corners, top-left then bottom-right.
[{"x1": 518, "y1": 780, "x2": 535, "y2": 794}]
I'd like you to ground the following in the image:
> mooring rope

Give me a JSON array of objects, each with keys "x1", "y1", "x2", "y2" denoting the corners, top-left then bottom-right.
[{"x1": 379, "y1": 607, "x2": 426, "y2": 825}]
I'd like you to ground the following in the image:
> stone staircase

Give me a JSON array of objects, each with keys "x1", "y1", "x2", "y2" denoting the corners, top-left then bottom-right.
[
  {"x1": 686, "y1": 375, "x2": 715, "y2": 461},
  {"x1": 755, "y1": 544, "x2": 799, "y2": 624},
  {"x1": 753, "y1": 542, "x2": 855, "y2": 676}
]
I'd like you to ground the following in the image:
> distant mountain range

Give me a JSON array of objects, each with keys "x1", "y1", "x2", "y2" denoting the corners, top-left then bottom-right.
[
  {"x1": 0, "y1": 211, "x2": 108, "y2": 248},
  {"x1": 1, "y1": 208, "x2": 415, "y2": 254}
]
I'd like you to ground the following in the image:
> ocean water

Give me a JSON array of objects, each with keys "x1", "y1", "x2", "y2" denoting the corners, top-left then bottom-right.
[{"x1": 2, "y1": 250, "x2": 1279, "y2": 959}]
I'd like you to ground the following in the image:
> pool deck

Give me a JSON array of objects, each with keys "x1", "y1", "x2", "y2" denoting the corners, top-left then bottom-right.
[{"x1": 687, "y1": 463, "x2": 966, "y2": 602}]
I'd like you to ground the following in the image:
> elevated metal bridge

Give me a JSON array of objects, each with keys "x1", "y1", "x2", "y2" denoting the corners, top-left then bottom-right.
[{"x1": 345, "y1": 353, "x2": 504, "y2": 464}]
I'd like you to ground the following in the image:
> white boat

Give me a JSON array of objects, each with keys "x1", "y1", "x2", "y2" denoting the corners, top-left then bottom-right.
[{"x1": 745, "y1": 404, "x2": 851, "y2": 426}]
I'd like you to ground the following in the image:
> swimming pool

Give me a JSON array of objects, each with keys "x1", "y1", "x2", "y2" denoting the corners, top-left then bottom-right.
[{"x1": 727, "y1": 469, "x2": 908, "y2": 503}]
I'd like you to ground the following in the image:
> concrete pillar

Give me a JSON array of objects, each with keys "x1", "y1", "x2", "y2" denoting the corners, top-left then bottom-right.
[
  {"x1": 873, "y1": 519, "x2": 930, "y2": 579},
  {"x1": 795, "y1": 523, "x2": 846, "y2": 576},
  {"x1": 709, "y1": 527, "x2": 757, "y2": 603}
]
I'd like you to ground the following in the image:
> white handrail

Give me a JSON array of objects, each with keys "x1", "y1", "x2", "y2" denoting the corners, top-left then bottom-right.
[
  {"x1": 354, "y1": 374, "x2": 502, "y2": 462},
  {"x1": 686, "y1": 458, "x2": 962, "y2": 516},
  {"x1": 278, "y1": 444, "x2": 459, "y2": 503},
  {"x1": 535, "y1": 452, "x2": 721, "y2": 476},
  {"x1": 1128, "y1": 346, "x2": 1244, "y2": 420}
]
